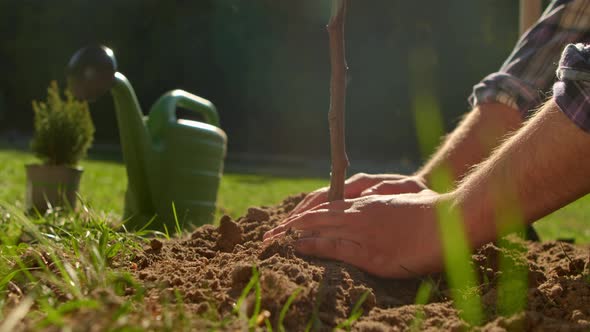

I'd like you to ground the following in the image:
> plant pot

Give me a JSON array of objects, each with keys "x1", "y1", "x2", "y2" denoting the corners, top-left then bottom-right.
[{"x1": 25, "y1": 164, "x2": 83, "y2": 212}]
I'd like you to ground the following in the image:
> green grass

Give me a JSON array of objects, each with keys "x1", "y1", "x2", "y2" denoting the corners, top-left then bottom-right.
[
  {"x1": 0, "y1": 148, "x2": 327, "y2": 221},
  {"x1": 534, "y1": 198, "x2": 590, "y2": 243},
  {"x1": 216, "y1": 173, "x2": 326, "y2": 219},
  {"x1": 0, "y1": 146, "x2": 326, "y2": 330},
  {"x1": 1, "y1": 147, "x2": 588, "y2": 243},
  {"x1": 334, "y1": 290, "x2": 370, "y2": 331},
  {"x1": 1, "y1": 144, "x2": 590, "y2": 330},
  {"x1": 0, "y1": 202, "x2": 149, "y2": 329}
]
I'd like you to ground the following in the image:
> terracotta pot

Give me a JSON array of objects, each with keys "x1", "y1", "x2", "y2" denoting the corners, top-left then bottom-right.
[{"x1": 25, "y1": 164, "x2": 83, "y2": 212}]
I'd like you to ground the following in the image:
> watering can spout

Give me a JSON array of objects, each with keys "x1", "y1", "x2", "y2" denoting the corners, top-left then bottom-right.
[
  {"x1": 67, "y1": 46, "x2": 155, "y2": 222},
  {"x1": 110, "y1": 73, "x2": 155, "y2": 220}
]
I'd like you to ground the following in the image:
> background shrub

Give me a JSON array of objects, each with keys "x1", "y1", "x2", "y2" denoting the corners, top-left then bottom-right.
[{"x1": 31, "y1": 81, "x2": 95, "y2": 166}]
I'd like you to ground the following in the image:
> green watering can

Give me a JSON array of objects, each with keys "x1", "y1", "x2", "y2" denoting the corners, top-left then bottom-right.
[{"x1": 67, "y1": 46, "x2": 227, "y2": 232}]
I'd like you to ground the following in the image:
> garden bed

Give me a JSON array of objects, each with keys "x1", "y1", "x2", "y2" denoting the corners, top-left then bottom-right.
[{"x1": 130, "y1": 195, "x2": 590, "y2": 331}]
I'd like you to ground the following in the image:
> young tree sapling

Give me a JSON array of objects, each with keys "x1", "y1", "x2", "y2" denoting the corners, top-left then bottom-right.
[{"x1": 327, "y1": 0, "x2": 350, "y2": 201}]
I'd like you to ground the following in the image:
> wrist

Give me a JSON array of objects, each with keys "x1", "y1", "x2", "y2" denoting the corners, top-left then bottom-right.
[{"x1": 444, "y1": 188, "x2": 496, "y2": 249}]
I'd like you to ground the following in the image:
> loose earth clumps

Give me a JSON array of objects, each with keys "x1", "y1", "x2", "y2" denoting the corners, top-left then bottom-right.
[{"x1": 133, "y1": 195, "x2": 590, "y2": 331}]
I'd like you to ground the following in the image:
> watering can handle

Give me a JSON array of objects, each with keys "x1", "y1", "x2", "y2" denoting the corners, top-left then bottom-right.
[
  {"x1": 148, "y1": 90, "x2": 221, "y2": 141},
  {"x1": 166, "y1": 90, "x2": 220, "y2": 127}
]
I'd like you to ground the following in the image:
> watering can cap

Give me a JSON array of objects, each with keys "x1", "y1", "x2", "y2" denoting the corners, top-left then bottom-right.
[{"x1": 67, "y1": 45, "x2": 117, "y2": 101}]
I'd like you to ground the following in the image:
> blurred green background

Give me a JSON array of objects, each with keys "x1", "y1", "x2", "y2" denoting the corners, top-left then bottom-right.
[{"x1": 0, "y1": 0, "x2": 527, "y2": 171}]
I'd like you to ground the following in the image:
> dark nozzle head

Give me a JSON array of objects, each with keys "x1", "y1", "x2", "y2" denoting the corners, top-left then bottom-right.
[{"x1": 67, "y1": 45, "x2": 117, "y2": 101}]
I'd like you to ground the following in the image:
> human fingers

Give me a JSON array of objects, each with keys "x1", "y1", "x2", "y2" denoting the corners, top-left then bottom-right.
[
  {"x1": 294, "y1": 236, "x2": 370, "y2": 270},
  {"x1": 289, "y1": 189, "x2": 329, "y2": 216},
  {"x1": 296, "y1": 233, "x2": 429, "y2": 279},
  {"x1": 262, "y1": 224, "x2": 352, "y2": 243},
  {"x1": 342, "y1": 176, "x2": 378, "y2": 197},
  {"x1": 343, "y1": 173, "x2": 404, "y2": 197},
  {"x1": 290, "y1": 178, "x2": 377, "y2": 216},
  {"x1": 290, "y1": 174, "x2": 409, "y2": 216},
  {"x1": 360, "y1": 179, "x2": 426, "y2": 196},
  {"x1": 263, "y1": 209, "x2": 347, "y2": 240},
  {"x1": 264, "y1": 201, "x2": 352, "y2": 240}
]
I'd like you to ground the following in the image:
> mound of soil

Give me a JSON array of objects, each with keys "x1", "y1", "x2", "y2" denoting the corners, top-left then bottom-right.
[{"x1": 133, "y1": 195, "x2": 590, "y2": 331}]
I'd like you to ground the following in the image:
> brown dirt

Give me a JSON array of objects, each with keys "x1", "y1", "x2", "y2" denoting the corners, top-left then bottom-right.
[{"x1": 132, "y1": 195, "x2": 590, "y2": 331}]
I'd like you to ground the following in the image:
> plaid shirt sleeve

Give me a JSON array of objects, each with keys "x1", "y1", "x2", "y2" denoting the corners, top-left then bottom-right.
[
  {"x1": 553, "y1": 43, "x2": 590, "y2": 132},
  {"x1": 470, "y1": 0, "x2": 590, "y2": 117}
]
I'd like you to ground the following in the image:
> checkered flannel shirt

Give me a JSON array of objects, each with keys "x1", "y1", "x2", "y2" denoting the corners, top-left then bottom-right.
[
  {"x1": 554, "y1": 43, "x2": 590, "y2": 131},
  {"x1": 470, "y1": 0, "x2": 590, "y2": 130}
]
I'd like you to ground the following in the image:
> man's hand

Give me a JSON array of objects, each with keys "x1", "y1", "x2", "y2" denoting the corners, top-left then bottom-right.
[
  {"x1": 264, "y1": 192, "x2": 445, "y2": 278},
  {"x1": 360, "y1": 176, "x2": 428, "y2": 196},
  {"x1": 290, "y1": 173, "x2": 427, "y2": 216}
]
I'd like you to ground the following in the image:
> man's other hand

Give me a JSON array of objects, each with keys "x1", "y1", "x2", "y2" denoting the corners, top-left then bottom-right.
[{"x1": 290, "y1": 173, "x2": 427, "y2": 216}]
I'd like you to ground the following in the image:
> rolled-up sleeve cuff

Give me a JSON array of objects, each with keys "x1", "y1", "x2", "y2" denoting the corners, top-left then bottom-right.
[
  {"x1": 469, "y1": 73, "x2": 542, "y2": 117},
  {"x1": 553, "y1": 43, "x2": 590, "y2": 133}
]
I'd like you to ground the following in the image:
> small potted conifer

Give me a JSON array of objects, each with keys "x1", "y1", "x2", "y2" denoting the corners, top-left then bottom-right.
[{"x1": 26, "y1": 81, "x2": 95, "y2": 212}]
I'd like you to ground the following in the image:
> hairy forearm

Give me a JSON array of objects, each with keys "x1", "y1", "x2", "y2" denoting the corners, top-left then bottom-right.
[
  {"x1": 417, "y1": 103, "x2": 523, "y2": 191},
  {"x1": 452, "y1": 101, "x2": 590, "y2": 246}
]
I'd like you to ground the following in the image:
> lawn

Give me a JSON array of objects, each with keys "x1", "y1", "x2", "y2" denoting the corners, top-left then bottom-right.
[
  {"x1": 0, "y1": 148, "x2": 327, "y2": 221},
  {"x1": 0, "y1": 147, "x2": 328, "y2": 329},
  {"x1": 1, "y1": 147, "x2": 589, "y2": 330},
  {"x1": 1, "y1": 147, "x2": 588, "y2": 243}
]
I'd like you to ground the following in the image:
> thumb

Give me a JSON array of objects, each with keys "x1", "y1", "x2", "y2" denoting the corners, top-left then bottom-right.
[
  {"x1": 360, "y1": 180, "x2": 424, "y2": 196},
  {"x1": 361, "y1": 181, "x2": 397, "y2": 196},
  {"x1": 360, "y1": 184, "x2": 384, "y2": 196}
]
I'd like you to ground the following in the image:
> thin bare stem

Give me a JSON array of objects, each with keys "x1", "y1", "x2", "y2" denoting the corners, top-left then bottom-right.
[{"x1": 327, "y1": 0, "x2": 350, "y2": 202}]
